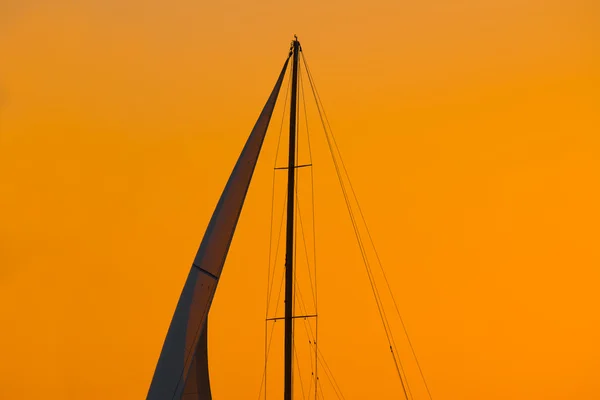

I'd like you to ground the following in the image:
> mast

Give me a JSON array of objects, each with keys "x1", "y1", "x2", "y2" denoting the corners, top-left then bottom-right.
[{"x1": 284, "y1": 36, "x2": 300, "y2": 400}]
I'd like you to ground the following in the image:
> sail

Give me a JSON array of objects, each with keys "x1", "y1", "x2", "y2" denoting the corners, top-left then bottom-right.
[
  {"x1": 147, "y1": 56, "x2": 290, "y2": 400},
  {"x1": 181, "y1": 323, "x2": 211, "y2": 399}
]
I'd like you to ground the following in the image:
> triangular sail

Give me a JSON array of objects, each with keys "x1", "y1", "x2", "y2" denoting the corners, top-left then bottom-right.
[{"x1": 147, "y1": 56, "x2": 290, "y2": 400}]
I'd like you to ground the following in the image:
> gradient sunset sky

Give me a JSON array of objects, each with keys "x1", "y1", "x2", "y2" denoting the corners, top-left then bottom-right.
[{"x1": 1, "y1": 1, "x2": 599, "y2": 399}]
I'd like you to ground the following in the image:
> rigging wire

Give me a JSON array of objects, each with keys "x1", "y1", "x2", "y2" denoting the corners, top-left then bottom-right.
[
  {"x1": 298, "y1": 58, "x2": 319, "y2": 312},
  {"x1": 294, "y1": 270, "x2": 345, "y2": 400},
  {"x1": 294, "y1": 341, "x2": 308, "y2": 400},
  {"x1": 290, "y1": 221, "x2": 343, "y2": 400},
  {"x1": 261, "y1": 48, "x2": 345, "y2": 400},
  {"x1": 300, "y1": 60, "x2": 349, "y2": 400},
  {"x1": 261, "y1": 65, "x2": 293, "y2": 400},
  {"x1": 300, "y1": 50, "x2": 416, "y2": 400},
  {"x1": 264, "y1": 46, "x2": 428, "y2": 400},
  {"x1": 295, "y1": 64, "x2": 323, "y2": 399},
  {"x1": 258, "y1": 266, "x2": 287, "y2": 400},
  {"x1": 261, "y1": 186, "x2": 289, "y2": 400},
  {"x1": 298, "y1": 59, "x2": 318, "y2": 309},
  {"x1": 299, "y1": 50, "x2": 435, "y2": 400},
  {"x1": 295, "y1": 196, "x2": 318, "y2": 384},
  {"x1": 266, "y1": 66, "x2": 293, "y2": 311},
  {"x1": 296, "y1": 196, "x2": 317, "y2": 308},
  {"x1": 347, "y1": 197, "x2": 435, "y2": 400},
  {"x1": 299, "y1": 63, "x2": 320, "y2": 400},
  {"x1": 260, "y1": 188, "x2": 288, "y2": 400},
  {"x1": 308, "y1": 62, "x2": 434, "y2": 400},
  {"x1": 318, "y1": 376, "x2": 327, "y2": 400},
  {"x1": 295, "y1": 195, "x2": 319, "y2": 398}
]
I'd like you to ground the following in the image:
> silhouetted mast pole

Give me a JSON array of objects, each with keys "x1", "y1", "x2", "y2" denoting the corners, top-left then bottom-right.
[{"x1": 284, "y1": 35, "x2": 300, "y2": 400}]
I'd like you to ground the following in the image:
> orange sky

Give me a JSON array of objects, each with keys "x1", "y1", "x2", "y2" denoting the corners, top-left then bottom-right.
[{"x1": 1, "y1": 1, "x2": 599, "y2": 399}]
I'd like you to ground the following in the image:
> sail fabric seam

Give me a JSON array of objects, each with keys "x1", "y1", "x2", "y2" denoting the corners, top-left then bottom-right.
[{"x1": 192, "y1": 264, "x2": 219, "y2": 281}]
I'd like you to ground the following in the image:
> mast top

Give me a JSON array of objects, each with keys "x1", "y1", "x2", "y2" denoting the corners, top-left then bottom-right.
[{"x1": 289, "y1": 35, "x2": 300, "y2": 56}]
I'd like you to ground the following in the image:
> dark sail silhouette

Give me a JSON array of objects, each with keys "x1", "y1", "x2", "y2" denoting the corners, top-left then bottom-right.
[{"x1": 146, "y1": 56, "x2": 290, "y2": 400}]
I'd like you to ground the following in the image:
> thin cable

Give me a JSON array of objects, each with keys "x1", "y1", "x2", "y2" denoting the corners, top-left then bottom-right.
[
  {"x1": 298, "y1": 70, "x2": 320, "y2": 400},
  {"x1": 294, "y1": 342, "x2": 307, "y2": 400},
  {"x1": 298, "y1": 61, "x2": 318, "y2": 310},
  {"x1": 296, "y1": 196, "x2": 316, "y2": 308},
  {"x1": 318, "y1": 372, "x2": 327, "y2": 400},
  {"x1": 295, "y1": 195, "x2": 322, "y2": 398},
  {"x1": 261, "y1": 66, "x2": 293, "y2": 400},
  {"x1": 266, "y1": 68, "x2": 293, "y2": 310},
  {"x1": 296, "y1": 197, "x2": 317, "y2": 374},
  {"x1": 267, "y1": 196, "x2": 288, "y2": 314},
  {"x1": 258, "y1": 266, "x2": 287, "y2": 399},
  {"x1": 295, "y1": 279, "x2": 345, "y2": 400},
  {"x1": 301, "y1": 51, "x2": 412, "y2": 400},
  {"x1": 294, "y1": 274, "x2": 343, "y2": 400},
  {"x1": 301, "y1": 51, "x2": 433, "y2": 400},
  {"x1": 296, "y1": 68, "x2": 318, "y2": 398},
  {"x1": 299, "y1": 58, "x2": 320, "y2": 400},
  {"x1": 295, "y1": 196, "x2": 333, "y2": 400},
  {"x1": 344, "y1": 195, "x2": 434, "y2": 399}
]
